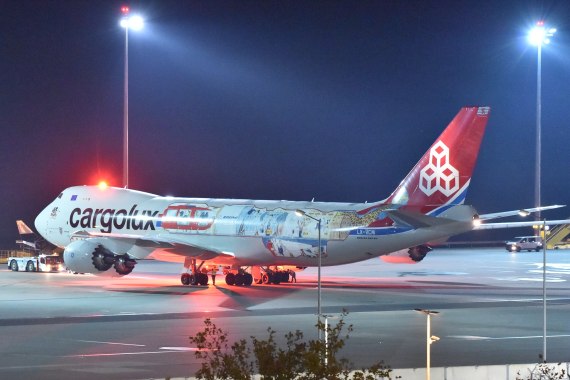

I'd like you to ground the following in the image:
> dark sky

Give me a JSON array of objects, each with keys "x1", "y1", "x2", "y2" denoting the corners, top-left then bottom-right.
[{"x1": 1, "y1": 1, "x2": 569, "y2": 247}]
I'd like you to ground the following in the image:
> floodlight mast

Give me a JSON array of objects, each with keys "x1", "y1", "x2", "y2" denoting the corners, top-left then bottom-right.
[
  {"x1": 527, "y1": 21, "x2": 556, "y2": 222},
  {"x1": 120, "y1": 7, "x2": 144, "y2": 189},
  {"x1": 527, "y1": 21, "x2": 555, "y2": 363}
]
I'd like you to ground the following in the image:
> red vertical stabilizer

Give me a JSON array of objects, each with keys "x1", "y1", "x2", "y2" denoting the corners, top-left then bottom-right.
[{"x1": 386, "y1": 106, "x2": 490, "y2": 212}]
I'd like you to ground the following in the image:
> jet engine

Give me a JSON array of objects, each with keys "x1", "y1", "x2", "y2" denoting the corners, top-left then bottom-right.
[
  {"x1": 63, "y1": 240, "x2": 136, "y2": 276},
  {"x1": 380, "y1": 245, "x2": 432, "y2": 264}
]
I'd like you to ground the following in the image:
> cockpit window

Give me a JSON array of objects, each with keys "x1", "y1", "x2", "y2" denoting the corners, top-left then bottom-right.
[{"x1": 57, "y1": 193, "x2": 63, "y2": 199}]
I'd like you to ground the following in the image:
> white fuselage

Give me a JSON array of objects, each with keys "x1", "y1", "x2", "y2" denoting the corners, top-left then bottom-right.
[{"x1": 35, "y1": 186, "x2": 477, "y2": 268}]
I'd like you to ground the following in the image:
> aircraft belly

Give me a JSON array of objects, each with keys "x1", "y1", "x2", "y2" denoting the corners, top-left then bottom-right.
[
  {"x1": 324, "y1": 224, "x2": 473, "y2": 266},
  {"x1": 171, "y1": 235, "x2": 271, "y2": 264}
]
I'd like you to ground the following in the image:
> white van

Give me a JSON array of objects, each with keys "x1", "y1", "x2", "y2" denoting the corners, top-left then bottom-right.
[{"x1": 505, "y1": 236, "x2": 543, "y2": 252}]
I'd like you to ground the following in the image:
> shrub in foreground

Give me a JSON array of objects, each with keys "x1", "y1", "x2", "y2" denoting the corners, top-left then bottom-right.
[{"x1": 189, "y1": 311, "x2": 396, "y2": 380}]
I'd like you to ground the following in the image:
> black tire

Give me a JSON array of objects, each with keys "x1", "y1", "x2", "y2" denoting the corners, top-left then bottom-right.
[
  {"x1": 225, "y1": 272, "x2": 235, "y2": 286},
  {"x1": 181, "y1": 273, "x2": 191, "y2": 286},
  {"x1": 279, "y1": 271, "x2": 289, "y2": 283},
  {"x1": 536, "y1": 247, "x2": 541, "y2": 252},
  {"x1": 26, "y1": 261, "x2": 35, "y2": 272},
  {"x1": 262, "y1": 273, "x2": 270, "y2": 284},
  {"x1": 10, "y1": 260, "x2": 18, "y2": 272},
  {"x1": 516, "y1": 247, "x2": 521, "y2": 252},
  {"x1": 244, "y1": 273, "x2": 253, "y2": 286},
  {"x1": 234, "y1": 273, "x2": 245, "y2": 286},
  {"x1": 198, "y1": 273, "x2": 208, "y2": 286}
]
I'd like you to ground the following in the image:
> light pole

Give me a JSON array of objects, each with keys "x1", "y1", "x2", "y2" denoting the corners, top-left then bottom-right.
[
  {"x1": 527, "y1": 21, "x2": 556, "y2": 221},
  {"x1": 541, "y1": 219, "x2": 549, "y2": 362},
  {"x1": 528, "y1": 22, "x2": 555, "y2": 362},
  {"x1": 119, "y1": 7, "x2": 144, "y2": 189},
  {"x1": 414, "y1": 309, "x2": 440, "y2": 380},
  {"x1": 295, "y1": 209, "x2": 323, "y2": 339}
]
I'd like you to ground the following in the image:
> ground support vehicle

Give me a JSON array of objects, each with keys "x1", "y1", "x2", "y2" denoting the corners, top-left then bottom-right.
[
  {"x1": 505, "y1": 236, "x2": 543, "y2": 252},
  {"x1": 8, "y1": 254, "x2": 64, "y2": 272}
]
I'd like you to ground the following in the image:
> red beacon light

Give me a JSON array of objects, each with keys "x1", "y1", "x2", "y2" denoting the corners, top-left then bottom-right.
[{"x1": 121, "y1": 6, "x2": 130, "y2": 15}]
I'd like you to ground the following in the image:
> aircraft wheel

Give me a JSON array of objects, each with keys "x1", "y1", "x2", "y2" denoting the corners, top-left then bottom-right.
[
  {"x1": 235, "y1": 273, "x2": 244, "y2": 286},
  {"x1": 262, "y1": 273, "x2": 270, "y2": 284},
  {"x1": 199, "y1": 273, "x2": 209, "y2": 286},
  {"x1": 9, "y1": 260, "x2": 18, "y2": 272},
  {"x1": 26, "y1": 261, "x2": 35, "y2": 272},
  {"x1": 272, "y1": 276, "x2": 281, "y2": 285},
  {"x1": 181, "y1": 273, "x2": 191, "y2": 286},
  {"x1": 244, "y1": 273, "x2": 253, "y2": 286},
  {"x1": 225, "y1": 272, "x2": 236, "y2": 286}
]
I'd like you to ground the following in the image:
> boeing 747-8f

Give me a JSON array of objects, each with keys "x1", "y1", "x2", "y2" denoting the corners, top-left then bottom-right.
[{"x1": 33, "y1": 107, "x2": 568, "y2": 286}]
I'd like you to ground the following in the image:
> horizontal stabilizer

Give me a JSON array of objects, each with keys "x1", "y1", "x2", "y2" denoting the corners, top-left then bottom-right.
[
  {"x1": 386, "y1": 209, "x2": 450, "y2": 228},
  {"x1": 16, "y1": 240, "x2": 36, "y2": 248}
]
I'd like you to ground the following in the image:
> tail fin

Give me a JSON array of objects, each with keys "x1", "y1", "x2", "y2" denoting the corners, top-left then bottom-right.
[
  {"x1": 387, "y1": 106, "x2": 490, "y2": 213},
  {"x1": 16, "y1": 220, "x2": 35, "y2": 235}
]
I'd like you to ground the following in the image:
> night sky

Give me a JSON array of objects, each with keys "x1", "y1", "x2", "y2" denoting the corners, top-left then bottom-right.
[{"x1": 1, "y1": 1, "x2": 569, "y2": 247}]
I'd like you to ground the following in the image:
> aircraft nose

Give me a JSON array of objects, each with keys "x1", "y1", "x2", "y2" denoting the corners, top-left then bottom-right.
[{"x1": 34, "y1": 207, "x2": 48, "y2": 237}]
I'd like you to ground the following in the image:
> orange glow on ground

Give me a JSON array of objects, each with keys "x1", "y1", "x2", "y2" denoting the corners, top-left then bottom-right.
[{"x1": 98, "y1": 181, "x2": 108, "y2": 190}]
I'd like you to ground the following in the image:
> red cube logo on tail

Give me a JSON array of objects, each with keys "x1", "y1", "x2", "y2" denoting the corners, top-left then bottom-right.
[{"x1": 419, "y1": 141, "x2": 459, "y2": 197}]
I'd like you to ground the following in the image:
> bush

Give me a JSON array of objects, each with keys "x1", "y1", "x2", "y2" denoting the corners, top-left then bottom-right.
[
  {"x1": 516, "y1": 362, "x2": 569, "y2": 380},
  {"x1": 189, "y1": 311, "x2": 396, "y2": 380}
]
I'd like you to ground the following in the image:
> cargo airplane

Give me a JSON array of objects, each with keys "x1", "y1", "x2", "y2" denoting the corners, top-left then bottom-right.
[{"x1": 34, "y1": 107, "x2": 568, "y2": 286}]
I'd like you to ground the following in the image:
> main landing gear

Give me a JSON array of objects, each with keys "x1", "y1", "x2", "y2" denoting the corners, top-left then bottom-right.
[
  {"x1": 179, "y1": 261, "x2": 292, "y2": 287},
  {"x1": 180, "y1": 272, "x2": 208, "y2": 286},
  {"x1": 225, "y1": 266, "x2": 290, "y2": 286},
  {"x1": 224, "y1": 270, "x2": 253, "y2": 286},
  {"x1": 257, "y1": 269, "x2": 290, "y2": 285},
  {"x1": 180, "y1": 257, "x2": 209, "y2": 286}
]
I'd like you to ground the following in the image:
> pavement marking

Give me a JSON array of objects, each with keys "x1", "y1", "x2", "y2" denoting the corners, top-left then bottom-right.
[
  {"x1": 485, "y1": 297, "x2": 570, "y2": 302},
  {"x1": 159, "y1": 346, "x2": 202, "y2": 351},
  {"x1": 449, "y1": 334, "x2": 570, "y2": 340},
  {"x1": 76, "y1": 339, "x2": 146, "y2": 347},
  {"x1": 0, "y1": 363, "x2": 80, "y2": 371},
  {"x1": 496, "y1": 277, "x2": 566, "y2": 282},
  {"x1": 66, "y1": 350, "x2": 187, "y2": 357}
]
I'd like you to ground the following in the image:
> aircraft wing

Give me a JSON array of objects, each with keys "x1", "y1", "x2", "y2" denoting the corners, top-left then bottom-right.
[
  {"x1": 71, "y1": 230, "x2": 234, "y2": 261},
  {"x1": 477, "y1": 205, "x2": 564, "y2": 220},
  {"x1": 475, "y1": 219, "x2": 570, "y2": 230},
  {"x1": 474, "y1": 204, "x2": 569, "y2": 229}
]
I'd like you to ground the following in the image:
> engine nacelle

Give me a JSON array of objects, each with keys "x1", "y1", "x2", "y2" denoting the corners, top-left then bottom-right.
[
  {"x1": 380, "y1": 245, "x2": 432, "y2": 264},
  {"x1": 63, "y1": 240, "x2": 136, "y2": 276}
]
